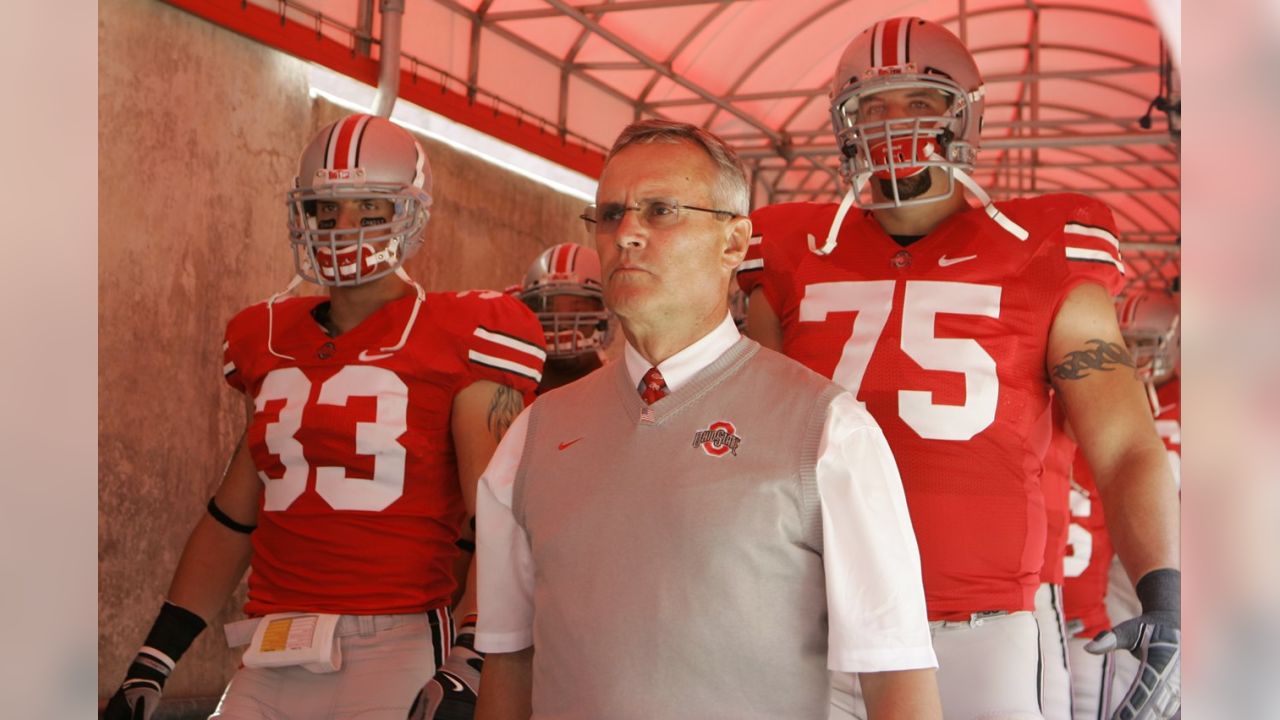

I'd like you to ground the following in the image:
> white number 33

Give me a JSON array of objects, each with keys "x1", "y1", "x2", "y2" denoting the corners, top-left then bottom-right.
[{"x1": 253, "y1": 366, "x2": 409, "y2": 512}]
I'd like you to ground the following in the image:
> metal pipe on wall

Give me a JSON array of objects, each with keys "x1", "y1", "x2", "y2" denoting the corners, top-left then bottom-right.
[{"x1": 372, "y1": 0, "x2": 405, "y2": 118}]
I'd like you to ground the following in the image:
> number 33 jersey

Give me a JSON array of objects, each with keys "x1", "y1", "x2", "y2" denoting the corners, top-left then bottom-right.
[
  {"x1": 222, "y1": 290, "x2": 545, "y2": 616},
  {"x1": 739, "y1": 194, "x2": 1124, "y2": 619}
]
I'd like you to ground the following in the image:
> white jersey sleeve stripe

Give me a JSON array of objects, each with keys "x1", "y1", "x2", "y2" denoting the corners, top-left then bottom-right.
[
  {"x1": 738, "y1": 258, "x2": 765, "y2": 272},
  {"x1": 748, "y1": 235, "x2": 763, "y2": 246},
  {"x1": 474, "y1": 327, "x2": 548, "y2": 362},
  {"x1": 223, "y1": 361, "x2": 237, "y2": 377},
  {"x1": 1065, "y1": 247, "x2": 1125, "y2": 274},
  {"x1": 1064, "y1": 223, "x2": 1120, "y2": 252},
  {"x1": 468, "y1": 350, "x2": 543, "y2": 383}
]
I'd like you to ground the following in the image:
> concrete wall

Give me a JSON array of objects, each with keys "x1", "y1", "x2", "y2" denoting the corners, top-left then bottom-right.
[{"x1": 99, "y1": 0, "x2": 591, "y2": 702}]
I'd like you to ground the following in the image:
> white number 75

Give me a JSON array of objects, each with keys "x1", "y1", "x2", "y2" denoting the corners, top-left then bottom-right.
[{"x1": 800, "y1": 280, "x2": 1001, "y2": 441}]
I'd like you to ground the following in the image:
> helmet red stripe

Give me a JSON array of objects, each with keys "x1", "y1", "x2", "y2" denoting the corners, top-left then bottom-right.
[
  {"x1": 549, "y1": 244, "x2": 565, "y2": 274},
  {"x1": 871, "y1": 21, "x2": 885, "y2": 67},
  {"x1": 883, "y1": 17, "x2": 904, "y2": 66},
  {"x1": 330, "y1": 114, "x2": 367, "y2": 170},
  {"x1": 564, "y1": 244, "x2": 578, "y2": 273}
]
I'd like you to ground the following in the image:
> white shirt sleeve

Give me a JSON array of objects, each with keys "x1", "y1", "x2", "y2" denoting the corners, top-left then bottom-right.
[
  {"x1": 819, "y1": 393, "x2": 938, "y2": 673},
  {"x1": 474, "y1": 407, "x2": 537, "y2": 653}
]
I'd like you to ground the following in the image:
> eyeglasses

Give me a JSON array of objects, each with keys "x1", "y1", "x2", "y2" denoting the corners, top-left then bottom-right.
[{"x1": 580, "y1": 198, "x2": 739, "y2": 235}]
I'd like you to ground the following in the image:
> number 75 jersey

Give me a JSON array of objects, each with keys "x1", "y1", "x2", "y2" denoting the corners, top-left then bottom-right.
[
  {"x1": 222, "y1": 290, "x2": 545, "y2": 616},
  {"x1": 739, "y1": 194, "x2": 1124, "y2": 619}
]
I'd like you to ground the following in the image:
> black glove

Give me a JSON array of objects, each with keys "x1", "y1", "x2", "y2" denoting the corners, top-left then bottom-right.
[
  {"x1": 1086, "y1": 568, "x2": 1180, "y2": 720},
  {"x1": 408, "y1": 631, "x2": 485, "y2": 720},
  {"x1": 103, "y1": 602, "x2": 207, "y2": 720}
]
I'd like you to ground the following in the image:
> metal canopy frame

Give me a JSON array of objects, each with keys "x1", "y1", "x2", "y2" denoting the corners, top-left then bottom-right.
[{"x1": 179, "y1": 0, "x2": 1180, "y2": 290}]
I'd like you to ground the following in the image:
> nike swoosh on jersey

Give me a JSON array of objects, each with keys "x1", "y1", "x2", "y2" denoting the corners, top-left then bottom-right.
[
  {"x1": 557, "y1": 438, "x2": 584, "y2": 451},
  {"x1": 358, "y1": 349, "x2": 394, "y2": 362},
  {"x1": 937, "y1": 254, "x2": 978, "y2": 267}
]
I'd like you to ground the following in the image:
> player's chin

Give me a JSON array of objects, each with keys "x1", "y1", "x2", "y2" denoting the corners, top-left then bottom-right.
[{"x1": 877, "y1": 170, "x2": 932, "y2": 201}]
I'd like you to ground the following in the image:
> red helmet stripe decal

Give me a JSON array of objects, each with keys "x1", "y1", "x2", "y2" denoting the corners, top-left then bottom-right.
[
  {"x1": 1120, "y1": 294, "x2": 1141, "y2": 325},
  {"x1": 552, "y1": 243, "x2": 577, "y2": 274},
  {"x1": 327, "y1": 114, "x2": 372, "y2": 170},
  {"x1": 871, "y1": 17, "x2": 915, "y2": 68},
  {"x1": 871, "y1": 21, "x2": 886, "y2": 67},
  {"x1": 884, "y1": 17, "x2": 904, "y2": 66},
  {"x1": 903, "y1": 17, "x2": 915, "y2": 63}
]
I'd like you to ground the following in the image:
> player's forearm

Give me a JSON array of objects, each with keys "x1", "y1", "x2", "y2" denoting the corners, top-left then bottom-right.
[
  {"x1": 1096, "y1": 443, "x2": 1180, "y2": 584},
  {"x1": 859, "y1": 668, "x2": 942, "y2": 719},
  {"x1": 475, "y1": 647, "x2": 534, "y2": 720},
  {"x1": 165, "y1": 513, "x2": 254, "y2": 622}
]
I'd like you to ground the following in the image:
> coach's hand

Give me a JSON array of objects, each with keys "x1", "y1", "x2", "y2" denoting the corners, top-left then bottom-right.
[
  {"x1": 409, "y1": 632, "x2": 485, "y2": 720},
  {"x1": 1086, "y1": 569, "x2": 1180, "y2": 720}
]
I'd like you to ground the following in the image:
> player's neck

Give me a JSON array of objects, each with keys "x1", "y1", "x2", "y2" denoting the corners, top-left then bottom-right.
[
  {"x1": 871, "y1": 190, "x2": 968, "y2": 237},
  {"x1": 325, "y1": 275, "x2": 413, "y2": 335}
]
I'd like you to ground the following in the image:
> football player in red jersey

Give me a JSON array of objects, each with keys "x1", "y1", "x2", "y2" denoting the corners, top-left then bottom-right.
[
  {"x1": 517, "y1": 243, "x2": 612, "y2": 393},
  {"x1": 740, "y1": 17, "x2": 1180, "y2": 720},
  {"x1": 1066, "y1": 289, "x2": 1180, "y2": 720},
  {"x1": 104, "y1": 114, "x2": 546, "y2": 720}
]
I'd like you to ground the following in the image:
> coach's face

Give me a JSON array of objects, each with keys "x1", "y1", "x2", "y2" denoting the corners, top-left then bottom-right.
[{"x1": 595, "y1": 141, "x2": 749, "y2": 344}]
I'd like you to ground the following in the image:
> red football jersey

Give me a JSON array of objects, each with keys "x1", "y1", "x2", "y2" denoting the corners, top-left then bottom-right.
[
  {"x1": 1040, "y1": 399, "x2": 1076, "y2": 586},
  {"x1": 223, "y1": 289, "x2": 545, "y2": 615},
  {"x1": 740, "y1": 194, "x2": 1124, "y2": 619},
  {"x1": 1062, "y1": 378, "x2": 1179, "y2": 636}
]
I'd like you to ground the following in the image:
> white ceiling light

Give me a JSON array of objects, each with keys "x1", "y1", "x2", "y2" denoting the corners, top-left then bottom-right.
[{"x1": 306, "y1": 63, "x2": 597, "y2": 202}]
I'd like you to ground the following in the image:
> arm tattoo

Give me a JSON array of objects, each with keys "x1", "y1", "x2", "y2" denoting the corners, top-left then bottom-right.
[
  {"x1": 486, "y1": 385, "x2": 524, "y2": 441},
  {"x1": 1052, "y1": 339, "x2": 1136, "y2": 381}
]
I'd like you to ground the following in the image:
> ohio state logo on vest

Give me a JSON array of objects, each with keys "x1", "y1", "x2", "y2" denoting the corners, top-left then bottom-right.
[{"x1": 692, "y1": 421, "x2": 742, "y2": 457}]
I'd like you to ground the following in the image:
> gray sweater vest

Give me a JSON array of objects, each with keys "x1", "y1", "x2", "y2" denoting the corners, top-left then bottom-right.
[{"x1": 513, "y1": 337, "x2": 846, "y2": 719}]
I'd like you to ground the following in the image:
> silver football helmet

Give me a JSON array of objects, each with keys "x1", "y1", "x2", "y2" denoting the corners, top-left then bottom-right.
[
  {"x1": 518, "y1": 244, "x2": 612, "y2": 360},
  {"x1": 286, "y1": 114, "x2": 432, "y2": 286},
  {"x1": 1117, "y1": 290, "x2": 1180, "y2": 384},
  {"x1": 830, "y1": 17, "x2": 985, "y2": 207},
  {"x1": 812, "y1": 17, "x2": 1025, "y2": 255}
]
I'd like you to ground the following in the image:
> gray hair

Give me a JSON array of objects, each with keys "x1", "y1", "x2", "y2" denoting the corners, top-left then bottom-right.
[{"x1": 605, "y1": 119, "x2": 750, "y2": 216}]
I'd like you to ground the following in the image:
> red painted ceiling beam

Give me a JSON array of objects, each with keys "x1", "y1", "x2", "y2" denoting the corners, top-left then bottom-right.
[{"x1": 161, "y1": 0, "x2": 606, "y2": 179}]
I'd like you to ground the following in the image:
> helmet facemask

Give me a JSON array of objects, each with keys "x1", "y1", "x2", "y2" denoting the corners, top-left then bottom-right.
[
  {"x1": 286, "y1": 174, "x2": 431, "y2": 287},
  {"x1": 1122, "y1": 317, "x2": 1180, "y2": 385},
  {"x1": 830, "y1": 73, "x2": 980, "y2": 210},
  {"x1": 519, "y1": 284, "x2": 612, "y2": 360}
]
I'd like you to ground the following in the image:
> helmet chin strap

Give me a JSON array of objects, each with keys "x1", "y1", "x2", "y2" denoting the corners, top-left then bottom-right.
[
  {"x1": 266, "y1": 275, "x2": 306, "y2": 360},
  {"x1": 263, "y1": 266, "x2": 425, "y2": 360},
  {"x1": 931, "y1": 152, "x2": 1029, "y2": 241},
  {"x1": 808, "y1": 151, "x2": 1031, "y2": 256},
  {"x1": 370, "y1": 266, "x2": 427, "y2": 356},
  {"x1": 808, "y1": 182, "x2": 861, "y2": 256}
]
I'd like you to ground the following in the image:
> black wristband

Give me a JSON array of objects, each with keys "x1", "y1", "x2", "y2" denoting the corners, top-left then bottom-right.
[
  {"x1": 208, "y1": 496, "x2": 256, "y2": 534},
  {"x1": 139, "y1": 601, "x2": 208, "y2": 670},
  {"x1": 1135, "y1": 568, "x2": 1181, "y2": 618}
]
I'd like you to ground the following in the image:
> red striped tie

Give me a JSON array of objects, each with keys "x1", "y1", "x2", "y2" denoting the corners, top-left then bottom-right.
[{"x1": 639, "y1": 367, "x2": 669, "y2": 405}]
